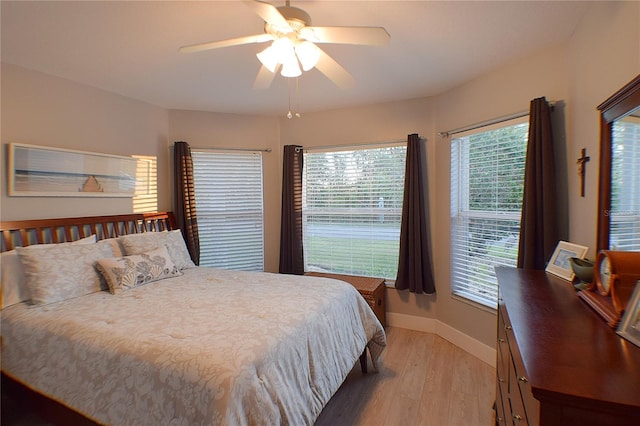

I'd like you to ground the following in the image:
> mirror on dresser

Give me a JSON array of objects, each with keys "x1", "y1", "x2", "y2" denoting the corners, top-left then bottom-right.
[{"x1": 596, "y1": 74, "x2": 640, "y2": 252}]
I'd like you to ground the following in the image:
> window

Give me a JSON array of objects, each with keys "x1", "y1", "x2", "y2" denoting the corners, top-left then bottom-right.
[
  {"x1": 611, "y1": 115, "x2": 640, "y2": 250},
  {"x1": 192, "y1": 150, "x2": 264, "y2": 271},
  {"x1": 302, "y1": 145, "x2": 406, "y2": 279},
  {"x1": 450, "y1": 119, "x2": 529, "y2": 308}
]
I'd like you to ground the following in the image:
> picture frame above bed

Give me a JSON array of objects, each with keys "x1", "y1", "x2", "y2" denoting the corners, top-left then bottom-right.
[{"x1": 7, "y1": 143, "x2": 145, "y2": 197}]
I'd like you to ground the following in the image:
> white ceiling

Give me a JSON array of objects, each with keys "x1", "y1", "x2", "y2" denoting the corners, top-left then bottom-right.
[{"x1": 1, "y1": 1, "x2": 590, "y2": 116}]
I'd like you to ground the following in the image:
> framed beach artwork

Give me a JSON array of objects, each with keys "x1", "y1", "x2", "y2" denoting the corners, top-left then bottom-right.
[{"x1": 8, "y1": 143, "x2": 142, "y2": 197}]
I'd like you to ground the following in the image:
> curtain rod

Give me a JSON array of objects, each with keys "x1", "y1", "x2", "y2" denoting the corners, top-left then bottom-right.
[
  {"x1": 438, "y1": 110, "x2": 529, "y2": 138},
  {"x1": 438, "y1": 101, "x2": 556, "y2": 138},
  {"x1": 295, "y1": 139, "x2": 408, "y2": 152},
  {"x1": 190, "y1": 147, "x2": 272, "y2": 153}
]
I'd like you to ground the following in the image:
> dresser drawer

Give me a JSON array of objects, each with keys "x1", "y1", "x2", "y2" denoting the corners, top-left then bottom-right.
[
  {"x1": 508, "y1": 357, "x2": 529, "y2": 424},
  {"x1": 503, "y1": 317, "x2": 539, "y2": 425}
]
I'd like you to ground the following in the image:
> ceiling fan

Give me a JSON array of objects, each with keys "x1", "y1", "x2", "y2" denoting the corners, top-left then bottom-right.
[{"x1": 179, "y1": 0, "x2": 390, "y2": 89}]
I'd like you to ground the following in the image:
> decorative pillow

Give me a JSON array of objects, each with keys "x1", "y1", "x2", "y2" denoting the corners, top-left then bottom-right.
[
  {"x1": 104, "y1": 237, "x2": 124, "y2": 257},
  {"x1": 16, "y1": 239, "x2": 113, "y2": 306},
  {"x1": 1, "y1": 234, "x2": 97, "y2": 309},
  {"x1": 96, "y1": 245, "x2": 182, "y2": 294},
  {"x1": 118, "y1": 230, "x2": 195, "y2": 270}
]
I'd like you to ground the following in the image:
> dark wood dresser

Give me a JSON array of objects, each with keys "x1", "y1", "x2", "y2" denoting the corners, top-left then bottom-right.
[{"x1": 495, "y1": 267, "x2": 640, "y2": 426}]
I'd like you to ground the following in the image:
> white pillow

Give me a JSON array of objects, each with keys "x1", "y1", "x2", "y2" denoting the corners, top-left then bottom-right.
[
  {"x1": 1, "y1": 234, "x2": 97, "y2": 309},
  {"x1": 118, "y1": 230, "x2": 196, "y2": 270},
  {"x1": 96, "y1": 245, "x2": 182, "y2": 294},
  {"x1": 16, "y1": 239, "x2": 113, "y2": 306}
]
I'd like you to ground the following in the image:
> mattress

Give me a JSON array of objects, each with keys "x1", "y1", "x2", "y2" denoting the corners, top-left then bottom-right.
[{"x1": 2, "y1": 267, "x2": 386, "y2": 425}]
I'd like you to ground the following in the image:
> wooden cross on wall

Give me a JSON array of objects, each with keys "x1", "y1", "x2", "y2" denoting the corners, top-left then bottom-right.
[{"x1": 576, "y1": 148, "x2": 590, "y2": 197}]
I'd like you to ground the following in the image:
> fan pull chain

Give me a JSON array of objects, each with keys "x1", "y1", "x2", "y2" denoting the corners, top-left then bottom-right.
[
  {"x1": 295, "y1": 77, "x2": 301, "y2": 118},
  {"x1": 287, "y1": 77, "x2": 302, "y2": 119},
  {"x1": 287, "y1": 78, "x2": 293, "y2": 119}
]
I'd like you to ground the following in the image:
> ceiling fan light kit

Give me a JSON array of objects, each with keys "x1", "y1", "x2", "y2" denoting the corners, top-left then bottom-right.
[
  {"x1": 255, "y1": 35, "x2": 319, "y2": 77},
  {"x1": 179, "y1": 0, "x2": 390, "y2": 88}
]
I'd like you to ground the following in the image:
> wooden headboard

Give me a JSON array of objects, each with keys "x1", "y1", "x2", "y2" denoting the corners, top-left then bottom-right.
[{"x1": 0, "y1": 212, "x2": 177, "y2": 252}]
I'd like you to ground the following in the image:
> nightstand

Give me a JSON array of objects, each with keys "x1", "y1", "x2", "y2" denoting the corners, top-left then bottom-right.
[{"x1": 305, "y1": 272, "x2": 386, "y2": 327}]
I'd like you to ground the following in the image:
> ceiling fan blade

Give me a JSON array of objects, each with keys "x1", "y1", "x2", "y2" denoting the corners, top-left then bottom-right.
[
  {"x1": 253, "y1": 65, "x2": 278, "y2": 90},
  {"x1": 244, "y1": 0, "x2": 290, "y2": 29},
  {"x1": 179, "y1": 34, "x2": 273, "y2": 54},
  {"x1": 314, "y1": 48, "x2": 355, "y2": 89},
  {"x1": 301, "y1": 26, "x2": 390, "y2": 46}
]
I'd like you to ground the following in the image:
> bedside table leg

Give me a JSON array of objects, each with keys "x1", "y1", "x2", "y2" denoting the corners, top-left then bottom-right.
[{"x1": 359, "y1": 349, "x2": 368, "y2": 374}]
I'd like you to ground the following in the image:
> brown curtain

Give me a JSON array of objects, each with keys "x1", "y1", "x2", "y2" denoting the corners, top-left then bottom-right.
[
  {"x1": 517, "y1": 97, "x2": 558, "y2": 269},
  {"x1": 279, "y1": 145, "x2": 304, "y2": 275},
  {"x1": 173, "y1": 141, "x2": 200, "y2": 265},
  {"x1": 395, "y1": 134, "x2": 435, "y2": 294}
]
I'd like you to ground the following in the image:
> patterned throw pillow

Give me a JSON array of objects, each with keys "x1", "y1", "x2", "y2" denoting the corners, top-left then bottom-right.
[
  {"x1": 96, "y1": 245, "x2": 182, "y2": 294},
  {"x1": 16, "y1": 239, "x2": 113, "y2": 306},
  {"x1": 118, "y1": 230, "x2": 195, "y2": 270}
]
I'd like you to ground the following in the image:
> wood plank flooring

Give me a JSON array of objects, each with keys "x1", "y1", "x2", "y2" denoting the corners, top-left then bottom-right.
[{"x1": 315, "y1": 327, "x2": 497, "y2": 426}]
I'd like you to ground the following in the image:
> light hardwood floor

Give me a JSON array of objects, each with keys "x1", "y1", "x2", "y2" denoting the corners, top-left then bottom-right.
[{"x1": 315, "y1": 327, "x2": 497, "y2": 426}]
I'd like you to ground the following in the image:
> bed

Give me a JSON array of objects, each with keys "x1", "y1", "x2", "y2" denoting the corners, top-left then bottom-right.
[{"x1": 1, "y1": 212, "x2": 386, "y2": 425}]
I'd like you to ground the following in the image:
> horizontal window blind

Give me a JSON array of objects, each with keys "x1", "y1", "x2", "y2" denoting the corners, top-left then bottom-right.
[
  {"x1": 132, "y1": 155, "x2": 158, "y2": 213},
  {"x1": 611, "y1": 117, "x2": 640, "y2": 250},
  {"x1": 192, "y1": 150, "x2": 264, "y2": 271},
  {"x1": 450, "y1": 119, "x2": 528, "y2": 308},
  {"x1": 302, "y1": 145, "x2": 406, "y2": 279}
]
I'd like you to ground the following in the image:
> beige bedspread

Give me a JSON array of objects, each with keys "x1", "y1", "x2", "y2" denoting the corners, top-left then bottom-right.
[{"x1": 2, "y1": 268, "x2": 386, "y2": 426}]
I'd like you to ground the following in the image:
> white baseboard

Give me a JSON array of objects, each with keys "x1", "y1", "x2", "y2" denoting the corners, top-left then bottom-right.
[{"x1": 386, "y1": 312, "x2": 496, "y2": 368}]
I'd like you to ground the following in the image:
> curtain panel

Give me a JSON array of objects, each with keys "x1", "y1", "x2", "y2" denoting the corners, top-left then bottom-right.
[
  {"x1": 173, "y1": 141, "x2": 201, "y2": 265},
  {"x1": 395, "y1": 134, "x2": 435, "y2": 294},
  {"x1": 279, "y1": 145, "x2": 304, "y2": 275},
  {"x1": 517, "y1": 97, "x2": 559, "y2": 269}
]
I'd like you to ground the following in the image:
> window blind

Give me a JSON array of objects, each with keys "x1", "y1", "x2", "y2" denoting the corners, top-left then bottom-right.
[
  {"x1": 611, "y1": 117, "x2": 640, "y2": 250},
  {"x1": 302, "y1": 145, "x2": 406, "y2": 279},
  {"x1": 192, "y1": 150, "x2": 264, "y2": 271},
  {"x1": 132, "y1": 155, "x2": 158, "y2": 213},
  {"x1": 450, "y1": 120, "x2": 528, "y2": 308}
]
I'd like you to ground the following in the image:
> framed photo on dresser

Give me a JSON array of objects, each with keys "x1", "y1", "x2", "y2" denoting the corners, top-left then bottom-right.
[
  {"x1": 617, "y1": 281, "x2": 640, "y2": 348},
  {"x1": 545, "y1": 241, "x2": 588, "y2": 281}
]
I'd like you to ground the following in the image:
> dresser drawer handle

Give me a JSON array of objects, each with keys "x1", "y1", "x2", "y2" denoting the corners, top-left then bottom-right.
[
  {"x1": 505, "y1": 325, "x2": 512, "y2": 330},
  {"x1": 518, "y1": 376, "x2": 528, "y2": 383},
  {"x1": 513, "y1": 414, "x2": 524, "y2": 421},
  {"x1": 498, "y1": 338, "x2": 505, "y2": 343}
]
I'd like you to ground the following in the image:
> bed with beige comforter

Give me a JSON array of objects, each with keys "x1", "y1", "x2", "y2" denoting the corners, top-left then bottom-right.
[{"x1": 2, "y1": 267, "x2": 386, "y2": 425}]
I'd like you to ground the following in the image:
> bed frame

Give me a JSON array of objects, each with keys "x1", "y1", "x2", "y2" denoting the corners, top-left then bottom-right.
[
  {"x1": 1, "y1": 211, "x2": 176, "y2": 425},
  {"x1": 1, "y1": 211, "x2": 176, "y2": 252}
]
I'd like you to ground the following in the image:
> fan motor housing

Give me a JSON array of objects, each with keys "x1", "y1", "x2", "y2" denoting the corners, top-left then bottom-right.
[{"x1": 277, "y1": 5, "x2": 311, "y2": 30}]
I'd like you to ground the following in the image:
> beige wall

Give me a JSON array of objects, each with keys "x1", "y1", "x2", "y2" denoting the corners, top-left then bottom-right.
[
  {"x1": 2, "y1": 1, "x2": 638, "y2": 349},
  {"x1": 1, "y1": 63, "x2": 170, "y2": 219},
  {"x1": 567, "y1": 1, "x2": 640, "y2": 253}
]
